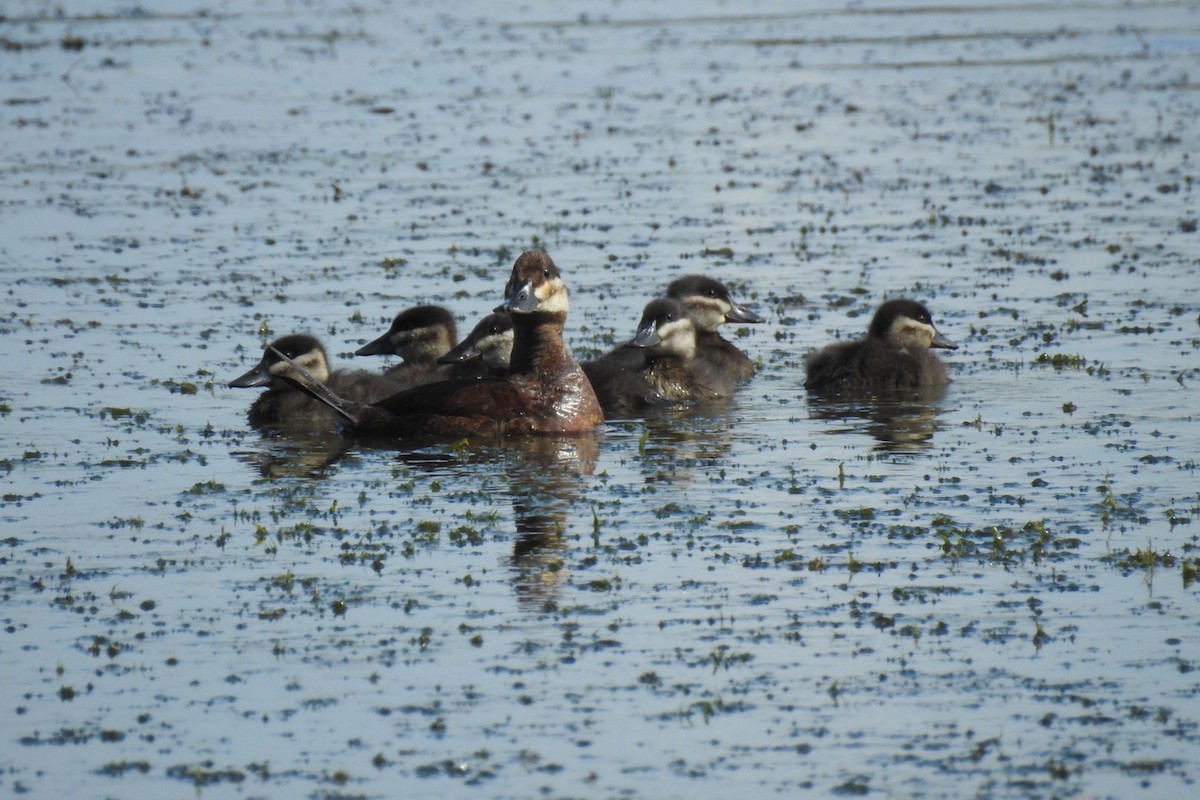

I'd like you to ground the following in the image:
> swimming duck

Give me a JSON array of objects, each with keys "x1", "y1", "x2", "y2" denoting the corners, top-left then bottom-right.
[
  {"x1": 436, "y1": 311, "x2": 514, "y2": 378},
  {"x1": 803, "y1": 299, "x2": 958, "y2": 395},
  {"x1": 280, "y1": 251, "x2": 604, "y2": 439},
  {"x1": 228, "y1": 334, "x2": 402, "y2": 428},
  {"x1": 583, "y1": 297, "x2": 719, "y2": 416},
  {"x1": 355, "y1": 305, "x2": 458, "y2": 386},
  {"x1": 666, "y1": 275, "x2": 764, "y2": 382}
]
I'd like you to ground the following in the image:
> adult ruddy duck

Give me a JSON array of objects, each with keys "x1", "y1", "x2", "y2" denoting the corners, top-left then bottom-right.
[
  {"x1": 804, "y1": 298, "x2": 958, "y2": 395},
  {"x1": 281, "y1": 252, "x2": 604, "y2": 439},
  {"x1": 228, "y1": 334, "x2": 401, "y2": 428},
  {"x1": 355, "y1": 305, "x2": 457, "y2": 387},
  {"x1": 584, "y1": 297, "x2": 719, "y2": 416},
  {"x1": 666, "y1": 275, "x2": 764, "y2": 382}
]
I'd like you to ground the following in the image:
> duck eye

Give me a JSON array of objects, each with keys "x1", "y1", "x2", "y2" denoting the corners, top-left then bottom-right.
[{"x1": 543, "y1": 268, "x2": 551, "y2": 278}]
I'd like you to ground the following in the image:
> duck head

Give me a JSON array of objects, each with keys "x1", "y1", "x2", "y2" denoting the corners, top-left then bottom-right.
[{"x1": 228, "y1": 334, "x2": 331, "y2": 389}]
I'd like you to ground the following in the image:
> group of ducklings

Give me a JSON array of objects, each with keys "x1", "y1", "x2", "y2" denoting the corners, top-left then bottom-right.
[{"x1": 229, "y1": 251, "x2": 957, "y2": 440}]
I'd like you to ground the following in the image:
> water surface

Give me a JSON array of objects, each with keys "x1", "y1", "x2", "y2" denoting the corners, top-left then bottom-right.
[{"x1": 2, "y1": 1, "x2": 1198, "y2": 798}]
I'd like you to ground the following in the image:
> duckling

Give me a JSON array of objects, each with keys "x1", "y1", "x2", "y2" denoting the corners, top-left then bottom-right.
[
  {"x1": 228, "y1": 334, "x2": 402, "y2": 429},
  {"x1": 803, "y1": 299, "x2": 958, "y2": 395},
  {"x1": 436, "y1": 311, "x2": 514, "y2": 378},
  {"x1": 278, "y1": 252, "x2": 604, "y2": 439},
  {"x1": 355, "y1": 305, "x2": 457, "y2": 387},
  {"x1": 635, "y1": 298, "x2": 724, "y2": 405},
  {"x1": 583, "y1": 297, "x2": 719, "y2": 416},
  {"x1": 666, "y1": 275, "x2": 764, "y2": 381}
]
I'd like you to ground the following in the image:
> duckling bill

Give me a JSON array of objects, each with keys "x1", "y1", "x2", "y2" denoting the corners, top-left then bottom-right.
[{"x1": 804, "y1": 299, "x2": 958, "y2": 396}]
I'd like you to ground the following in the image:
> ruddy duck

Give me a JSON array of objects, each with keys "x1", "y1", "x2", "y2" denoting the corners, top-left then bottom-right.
[
  {"x1": 280, "y1": 252, "x2": 604, "y2": 439},
  {"x1": 666, "y1": 275, "x2": 764, "y2": 382},
  {"x1": 803, "y1": 299, "x2": 958, "y2": 395},
  {"x1": 436, "y1": 311, "x2": 514, "y2": 378},
  {"x1": 228, "y1": 334, "x2": 401, "y2": 428},
  {"x1": 355, "y1": 305, "x2": 457, "y2": 386},
  {"x1": 584, "y1": 297, "x2": 719, "y2": 416}
]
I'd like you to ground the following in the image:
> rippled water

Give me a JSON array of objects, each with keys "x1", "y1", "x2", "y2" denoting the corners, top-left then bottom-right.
[{"x1": 3, "y1": 1, "x2": 1198, "y2": 798}]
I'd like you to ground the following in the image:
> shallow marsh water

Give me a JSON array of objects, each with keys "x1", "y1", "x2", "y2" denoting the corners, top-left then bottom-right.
[{"x1": 2, "y1": 1, "x2": 1198, "y2": 798}]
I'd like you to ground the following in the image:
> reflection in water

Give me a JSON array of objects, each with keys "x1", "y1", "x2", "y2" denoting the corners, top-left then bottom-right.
[
  {"x1": 504, "y1": 436, "x2": 600, "y2": 608},
  {"x1": 231, "y1": 429, "x2": 350, "y2": 478},
  {"x1": 384, "y1": 434, "x2": 601, "y2": 609},
  {"x1": 236, "y1": 425, "x2": 600, "y2": 607},
  {"x1": 806, "y1": 385, "x2": 951, "y2": 454},
  {"x1": 625, "y1": 400, "x2": 737, "y2": 485}
]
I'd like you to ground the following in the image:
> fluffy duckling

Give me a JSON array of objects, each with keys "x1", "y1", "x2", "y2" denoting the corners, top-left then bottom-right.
[
  {"x1": 436, "y1": 311, "x2": 514, "y2": 378},
  {"x1": 584, "y1": 298, "x2": 720, "y2": 416},
  {"x1": 279, "y1": 252, "x2": 603, "y2": 439},
  {"x1": 666, "y1": 275, "x2": 764, "y2": 381},
  {"x1": 803, "y1": 299, "x2": 958, "y2": 395},
  {"x1": 355, "y1": 305, "x2": 457, "y2": 386},
  {"x1": 228, "y1": 334, "x2": 402, "y2": 428},
  {"x1": 635, "y1": 298, "x2": 724, "y2": 405}
]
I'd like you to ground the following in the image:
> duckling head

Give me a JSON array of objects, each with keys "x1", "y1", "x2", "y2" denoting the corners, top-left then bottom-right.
[
  {"x1": 228, "y1": 334, "x2": 331, "y2": 389},
  {"x1": 871, "y1": 299, "x2": 958, "y2": 352},
  {"x1": 356, "y1": 305, "x2": 457, "y2": 361},
  {"x1": 438, "y1": 311, "x2": 514, "y2": 370},
  {"x1": 630, "y1": 297, "x2": 697, "y2": 359},
  {"x1": 666, "y1": 275, "x2": 764, "y2": 332}
]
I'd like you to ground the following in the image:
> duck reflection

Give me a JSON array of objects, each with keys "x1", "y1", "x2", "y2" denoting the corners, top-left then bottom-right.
[
  {"x1": 231, "y1": 429, "x2": 350, "y2": 479},
  {"x1": 607, "y1": 401, "x2": 737, "y2": 487},
  {"x1": 806, "y1": 385, "x2": 951, "y2": 454},
  {"x1": 390, "y1": 433, "x2": 600, "y2": 609}
]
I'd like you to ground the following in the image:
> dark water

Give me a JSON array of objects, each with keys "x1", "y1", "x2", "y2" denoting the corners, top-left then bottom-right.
[{"x1": 2, "y1": 1, "x2": 1198, "y2": 798}]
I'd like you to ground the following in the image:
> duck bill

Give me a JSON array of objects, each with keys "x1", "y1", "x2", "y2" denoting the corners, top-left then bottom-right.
[
  {"x1": 354, "y1": 332, "x2": 395, "y2": 357},
  {"x1": 501, "y1": 278, "x2": 538, "y2": 314},
  {"x1": 228, "y1": 357, "x2": 273, "y2": 388},
  {"x1": 630, "y1": 321, "x2": 661, "y2": 348},
  {"x1": 725, "y1": 302, "x2": 764, "y2": 324},
  {"x1": 931, "y1": 331, "x2": 958, "y2": 350},
  {"x1": 437, "y1": 341, "x2": 482, "y2": 364}
]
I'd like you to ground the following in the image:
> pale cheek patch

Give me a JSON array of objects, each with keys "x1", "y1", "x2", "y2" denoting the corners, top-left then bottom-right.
[
  {"x1": 687, "y1": 299, "x2": 727, "y2": 330},
  {"x1": 658, "y1": 319, "x2": 696, "y2": 356},
  {"x1": 274, "y1": 351, "x2": 330, "y2": 383},
  {"x1": 480, "y1": 331, "x2": 515, "y2": 366},
  {"x1": 536, "y1": 279, "x2": 570, "y2": 314},
  {"x1": 892, "y1": 319, "x2": 935, "y2": 350}
]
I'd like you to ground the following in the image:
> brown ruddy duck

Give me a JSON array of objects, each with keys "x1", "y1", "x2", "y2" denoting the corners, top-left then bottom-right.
[
  {"x1": 228, "y1": 334, "x2": 402, "y2": 428},
  {"x1": 804, "y1": 298, "x2": 958, "y2": 395},
  {"x1": 666, "y1": 275, "x2": 764, "y2": 382},
  {"x1": 281, "y1": 252, "x2": 604, "y2": 439},
  {"x1": 436, "y1": 311, "x2": 514, "y2": 378},
  {"x1": 583, "y1": 297, "x2": 719, "y2": 416},
  {"x1": 355, "y1": 304, "x2": 458, "y2": 386}
]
